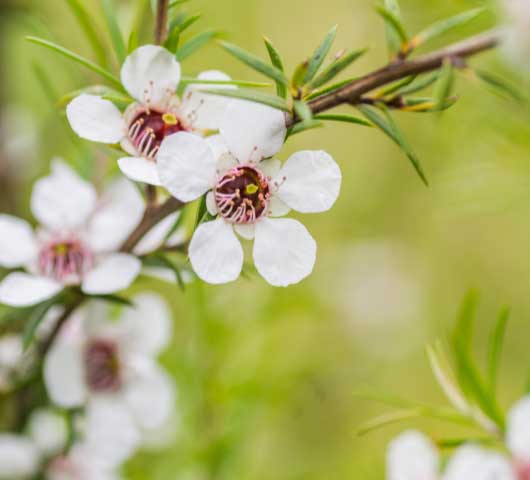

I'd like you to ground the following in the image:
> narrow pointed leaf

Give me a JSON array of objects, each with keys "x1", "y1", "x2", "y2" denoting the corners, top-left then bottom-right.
[
  {"x1": 169, "y1": 0, "x2": 191, "y2": 7},
  {"x1": 377, "y1": 4, "x2": 408, "y2": 52},
  {"x1": 487, "y1": 307, "x2": 509, "y2": 396},
  {"x1": 302, "y1": 25, "x2": 337, "y2": 85},
  {"x1": 384, "y1": 0, "x2": 402, "y2": 55},
  {"x1": 88, "y1": 294, "x2": 134, "y2": 307},
  {"x1": 305, "y1": 76, "x2": 358, "y2": 100},
  {"x1": 293, "y1": 100, "x2": 312, "y2": 122},
  {"x1": 263, "y1": 36, "x2": 287, "y2": 98},
  {"x1": 433, "y1": 59, "x2": 454, "y2": 111},
  {"x1": 219, "y1": 41, "x2": 288, "y2": 86},
  {"x1": 176, "y1": 30, "x2": 220, "y2": 60},
  {"x1": 291, "y1": 61, "x2": 309, "y2": 91},
  {"x1": 396, "y1": 72, "x2": 439, "y2": 96},
  {"x1": 308, "y1": 48, "x2": 368, "y2": 90},
  {"x1": 128, "y1": 30, "x2": 139, "y2": 53},
  {"x1": 101, "y1": 0, "x2": 127, "y2": 63},
  {"x1": 200, "y1": 88, "x2": 290, "y2": 111},
  {"x1": 287, "y1": 120, "x2": 323, "y2": 137},
  {"x1": 26, "y1": 36, "x2": 122, "y2": 89},
  {"x1": 23, "y1": 296, "x2": 61, "y2": 350},
  {"x1": 475, "y1": 70, "x2": 524, "y2": 102},
  {"x1": 314, "y1": 113, "x2": 372, "y2": 127}
]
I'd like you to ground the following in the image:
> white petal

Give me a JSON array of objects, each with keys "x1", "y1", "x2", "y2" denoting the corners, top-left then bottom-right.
[
  {"x1": 189, "y1": 218, "x2": 243, "y2": 284},
  {"x1": 220, "y1": 101, "x2": 286, "y2": 163},
  {"x1": 0, "y1": 214, "x2": 37, "y2": 268},
  {"x1": 259, "y1": 158, "x2": 281, "y2": 178},
  {"x1": 234, "y1": 223, "x2": 255, "y2": 240},
  {"x1": 182, "y1": 70, "x2": 235, "y2": 130},
  {"x1": 253, "y1": 218, "x2": 316, "y2": 287},
  {"x1": 277, "y1": 150, "x2": 341, "y2": 213},
  {"x1": 31, "y1": 160, "x2": 97, "y2": 230},
  {"x1": 66, "y1": 94, "x2": 125, "y2": 143},
  {"x1": 117, "y1": 156, "x2": 161, "y2": 186},
  {"x1": 124, "y1": 362, "x2": 176, "y2": 430},
  {"x1": 0, "y1": 434, "x2": 40, "y2": 479},
  {"x1": 206, "y1": 191, "x2": 218, "y2": 216},
  {"x1": 44, "y1": 340, "x2": 87, "y2": 408},
  {"x1": 387, "y1": 430, "x2": 439, "y2": 480},
  {"x1": 120, "y1": 45, "x2": 181, "y2": 106},
  {"x1": 507, "y1": 396, "x2": 530, "y2": 460},
  {"x1": 27, "y1": 408, "x2": 68, "y2": 457},
  {"x1": 81, "y1": 254, "x2": 141, "y2": 295},
  {"x1": 119, "y1": 293, "x2": 172, "y2": 356},
  {"x1": 157, "y1": 132, "x2": 216, "y2": 201},
  {"x1": 443, "y1": 445, "x2": 515, "y2": 480},
  {"x1": 0, "y1": 273, "x2": 62, "y2": 307},
  {"x1": 133, "y1": 212, "x2": 180, "y2": 256},
  {"x1": 268, "y1": 195, "x2": 291, "y2": 217},
  {"x1": 206, "y1": 134, "x2": 229, "y2": 159},
  {"x1": 88, "y1": 179, "x2": 145, "y2": 253}
]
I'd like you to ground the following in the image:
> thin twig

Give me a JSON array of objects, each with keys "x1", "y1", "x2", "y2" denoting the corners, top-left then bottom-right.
[
  {"x1": 154, "y1": 0, "x2": 170, "y2": 45},
  {"x1": 287, "y1": 30, "x2": 500, "y2": 127}
]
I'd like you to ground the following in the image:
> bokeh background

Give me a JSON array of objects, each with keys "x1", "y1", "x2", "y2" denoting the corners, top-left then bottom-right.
[{"x1": 1, "y1": 0, "x2": 529, "y2": 478}]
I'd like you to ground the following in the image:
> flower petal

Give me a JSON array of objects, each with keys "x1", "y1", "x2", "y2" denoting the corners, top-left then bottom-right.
[
  {"x1": 31, "y1": 159, "x2": 97, "y2": 230},
  {"x1": 0, "y1": 434, "x2": 40, "y2": 479},
  {"x1": 207, "y1": 134, "x2": 229, "y2": 160},
  {"x1": 259, "y1": 158, "x2": 281, "y2": 178},
  {"x1": 81, "y1": 253, "x2": 141, "y2": 295},
  {"x1": 0, "y1": 273, "x2": 62, "y2": 307},
  {"x1": 43, "y1": 340, "x2": 86, "y2": 408},
  {"x1": 507, "y1": 395, "x2": 530, "y2": 461},
  {"x1": 206, "y1": 191, "x2": 218, "y2": 216},
  {"x1": 277, "y1": 150, "x2": 341, "y2": 213},
  {"x1": 66, "y1": 94, "x2": 125, "y2": 143},
  {"x1": 443, "y1": 445, "x2": 515, "y2": 480},
  {"x1": 0, "y1": 214, "x2": 37, "y2": 268},
  {"x1": 88, "y1": 179, "x2": 145, "y2": 253},
  {"x1": 157, "y1": 132, "x2": 216, "y2": 201},
  {"x1": 121, "y1": 45, "x2": 181, "y2": 106},
  {"x1": 124, "y1": 362, "x2": 176, "y2": 431},
  {"x1": 117, "y1": 156, "x2": 162, "y2": 186},
  {"x1": 253, "y1": 218, "x2": 316, "y2": 287},
  {"x1": 182, "y1": 70, "x2": 235, "y2": 130},
  {"x1": 386, "y1": 430, "x2": 439, "y2": 480},
  {"x1": 189, "y1": 218, "x2": 243, "y2": 284},
  {"x1": 119, "y1": 293, "x2": 172, "y2": 356},
  {"x1": 234, "y1": 223, "x2": 255, "y2": 240},
  {"x1": 27, "y1": 408, "x2": 68, "y2": 457},
  {"x1": 133, "y1": 212, "x2": 180, "y2": 256},
  {"x1": 268, "y1": 195, "x2": 290, "y2": 217},
  {"x1": 220, "y1": 101, "x2": 286, "y2": 163}
]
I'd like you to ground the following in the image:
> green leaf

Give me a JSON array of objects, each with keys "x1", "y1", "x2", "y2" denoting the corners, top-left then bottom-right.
[
  {"x1": 219, "y1": 41, "x2": 288, "y2": 86},
  {"x1": 433, "y1": 59, "x2": 454, "y2": 111},
  {"x1": 101, "y1": 0, "x2": 127, "y2": 63},
  {"x1": 314, "y1": 113, "x2": 372, "y2": 127},
  {"x1": 395, "y1": 72, "x2": 439, "y2": 96},
  {"x1": 373, "y1": 75, "x2": 415, "y2": 99},
  {"x1": 302, "y1": 25, "x2": 337, "y2": 85},
  {"x1": 376, "y1": 4, "x2": 408, "y2": 52},
  {"x1": 305, "y1": 76, "x2": 358, "y2": 101},
  {"x1": 180, "y1": 76, "x2": 271, "y2": 88},
  {"x1": 57, "y1": 86, "x2": 132, "y2": 108},
  {"x1": 291, "y1": 61, "x2": 309, "y2": 91},
  {"x1": 25, "y1": 36, "x2": 122, "y2": 89},
  {"x1": 357, "y1": 104, "x2": 429, "y2": 185},
  {"x1": 383, "y1": 0, "x2": 402, "y2": 56},
  {"x1": 475, "y1": 70, "x2": 524, "y2": 102},
  {"x1": 199, "y1": 88, "x2": 290, "y2": 111},
  {"x1": 128, "y1": 30, "x2": 139, "y2": 53},
  {"x1": 487, "y1": 307, "x2": 509, "y2": 397},
  {"x1": 23, "y1": 296, "x2": 61, "y2": 350},
  {"x1": 308, "y1": 48, "x2": 367, "y2": 90},
  {"x1": 411, "y1": 8, "x2": 485, "y2": 51},
  {"x1": 263, "y1": 36, "x2": 287, "y2": 98},
  {"x1": 64, "y1": 0, "x2": 107, "y2": 67},
  {"x1": 169, "y1": 0, "x2": 191, "y2": 7},
  {"x1": 176, "y1": 30, "x2": 219, "y2": 61},
  {"x1": 87, "y1": 294, "x2": 134, "y2": 307},
  {"x1": 293, "y1": 100, "x2": 312, "y2": 122},
  {"x1": 287, "y1": 119, "x2": 323, "y2": 137},
  {"x1": 177, "y1": 13, "x2": 202, "y2": 33}
]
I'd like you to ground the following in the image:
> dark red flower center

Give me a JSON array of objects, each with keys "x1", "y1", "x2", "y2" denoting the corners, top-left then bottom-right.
[
  {"x1": 214, "y1": 166, "x2": 270, "y2": 224},
  {"x1": 38, "y1": 237, "x2": 94, "y2": 283},
  {"x1": 84, "y1": 339, "x2": 122, "y2": 393},
  {"x1": 128, "y1": 110, "x2": 188, "y2": 159}
]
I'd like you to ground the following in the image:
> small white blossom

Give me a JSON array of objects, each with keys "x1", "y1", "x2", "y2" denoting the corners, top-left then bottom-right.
[
  {"x1": 0, "y1": 160, "x2": 147, "y2": 307},
  {"x1": 502, "y1": 0, "x2": 530, "y2": 66},
  {"x1": 157, "y1": 101, "x2": 341, "y2": 286},
  {"x1": 0, "y1": 334, "x2": 23, "y2": 390},
  {"x1": 66, "y1": 45, "x2": 234, "y2": 186}
]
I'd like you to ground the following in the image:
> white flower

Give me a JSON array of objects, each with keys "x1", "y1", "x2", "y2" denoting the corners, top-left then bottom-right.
[
  {"x1": 386, "y1": 430, "x2": 516, "y2": 480},
  {"x1": 26, "y1": 408, "x2": 68, "y2": 458},
  {"x1": 0, "y1": 334, "x2": 23, "y2": 390},
  {"x1": 44, "y1": 293, "x2": 176, "y2": 437},
  {"x1": 157, "y1": 101, "x2": 341, "y2": 286},
  {"x1": 66, "y1": 45, "x2": 234, "y2": 186},
  {"x1": 0, "y1": 434, "x2": 40, "y2": 479},
  {"x1": 0, "y1": 160, "x2": 145, "y2": 307},
  {"x1": 507, "y1": 395, "x2": 530, "y2": 477},
  {"x1": 502, "y1": 0, "x2": 530, "y2": 66}
]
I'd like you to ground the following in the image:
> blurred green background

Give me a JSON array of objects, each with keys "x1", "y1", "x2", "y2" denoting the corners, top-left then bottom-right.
[{"x1": 1, "y1": 0, "x2": 530, "y2": 478}]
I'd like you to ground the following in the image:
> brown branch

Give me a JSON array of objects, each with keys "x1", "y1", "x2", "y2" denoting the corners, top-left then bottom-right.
[
  {"x1": 287, "y1": 30, "x2": 500, "y2": 127},
  {"x1": 154, "y1": 0, "x2": 170, "y2": 46}
]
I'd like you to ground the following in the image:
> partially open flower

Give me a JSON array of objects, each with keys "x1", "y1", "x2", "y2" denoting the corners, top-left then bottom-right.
[
  {"x1": 66, "y1": 45, "x2": 234, "y2": 186},
  {"x1": 157, "y1": 101, "x2": 341, "y2": 286},
  {"x1": 0, "y1": 160, "x2": 145, "y2": 307},
  {"x1": 44, "y1": 294, "x2": 175, "y2": 437}
]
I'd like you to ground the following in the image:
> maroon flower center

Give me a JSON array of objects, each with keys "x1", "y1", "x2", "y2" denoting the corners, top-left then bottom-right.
[
  {"x1": 128, "y1": 110, "x2": 188, "y2": 159},
  {"x1": 84, "y1": 339, "x2": 122, "y2": 393},
  {"x1": 38, "y1": 237, "x2": 94, "y2": 283},
  {"x1": 517, "y1": 462, "x2": 530, "y2": 480},
  {"x1": 214, "y1": 166, "x2": 270, "y2": 224}
]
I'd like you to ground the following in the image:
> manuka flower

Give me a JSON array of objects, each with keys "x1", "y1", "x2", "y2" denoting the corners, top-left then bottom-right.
[
  {"x1": 0, "y1": 160, "x2": 145, "y2": 307},
  {"x1": 66, "y1": 45, "x2": 234, "y2": 186},
  {"x1": 157, "y1": 101, "x2": 341, "y2": 286}
]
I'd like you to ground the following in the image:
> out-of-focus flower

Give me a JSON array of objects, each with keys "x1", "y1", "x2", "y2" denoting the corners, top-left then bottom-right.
[
  {"x1": 157, "y1": 101, "x2": 341, "y2": 286},
  {"x1": 387, "y1": 430, "x2": 516, "y2": 480},
  {"x1": 44, "y1": 293, "x2": 175, "y2": 436},
  {"x1": 502, "y1": 0, "x2": 530, "y2": 65},
  {"x1": 0, "y1": 333, "x2": 23, "y2": 390},
  {"x1": 0, "y1": 160, "x2": 145, "y2": 307},
  {"x1": 66, "y1": 45, "x2": 234, "y2": 186},
  {"x1": 507, "y1": 395, "x2": 530, "y2": 478}
]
